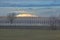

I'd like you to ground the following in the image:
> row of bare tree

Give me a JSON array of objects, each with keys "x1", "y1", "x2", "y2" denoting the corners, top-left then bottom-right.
[{"x1": 7, "y1": 13, "x2": 60, "y2": 30}]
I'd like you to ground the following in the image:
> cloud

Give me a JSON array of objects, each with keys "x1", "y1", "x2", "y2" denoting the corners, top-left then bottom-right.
[
  {"x1": 0, "y1": 0, "x2": 60, "y2": 1},
  {"x1": 12, "y1": 10, "x2": 33, "y2": 13},
  {"x1": 0, "y1": 7, "x2": 60, "y2": 17},
  {"x1": 0, "y1": 0, "x2": 60, "y2": 7}
]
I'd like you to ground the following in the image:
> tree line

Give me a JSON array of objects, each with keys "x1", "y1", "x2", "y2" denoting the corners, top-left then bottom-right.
[{"x1": 7, "y1": 13, "x2": 60, "y2": 30}]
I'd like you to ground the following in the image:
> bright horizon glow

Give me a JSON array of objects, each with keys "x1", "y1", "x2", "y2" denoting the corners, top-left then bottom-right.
[{"x1": 16, "y1": 13, "x2": 38, "y2": 17}]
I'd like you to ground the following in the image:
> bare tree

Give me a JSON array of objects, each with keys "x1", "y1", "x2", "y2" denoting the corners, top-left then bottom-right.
[
  {"x1": 49, "y1": 16, "x2": 57, "y2": 30},
  {"x1": 57, "y1": 15, "x2": 60, "y2": 29},
  {"x1": 7, "y1": 13, "x2": 16, "y2": 24}
]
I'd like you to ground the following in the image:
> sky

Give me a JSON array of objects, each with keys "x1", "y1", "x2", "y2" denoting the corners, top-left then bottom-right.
[
  {"x1": 0, "y1": 0, "x2": 60, "y2": 17},
  {"x1": 0, "y1": 0, "x2": 60, "y2": 7}
]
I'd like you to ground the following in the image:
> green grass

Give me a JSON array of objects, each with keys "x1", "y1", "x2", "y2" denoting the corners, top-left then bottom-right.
[{"x1": 0, "y1": 29, "x2": 60, "y2": 40}]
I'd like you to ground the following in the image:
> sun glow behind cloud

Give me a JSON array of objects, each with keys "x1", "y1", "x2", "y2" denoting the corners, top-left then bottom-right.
[
  {"x1": 14, "y1": 10, "x2": 38, "y2": 17},
  {"x1": 16, "y1": 13, "x2": 38, "y2": 17}
]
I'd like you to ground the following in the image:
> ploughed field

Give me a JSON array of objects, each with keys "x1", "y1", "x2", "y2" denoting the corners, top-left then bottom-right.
[{"x1": 0, "y1": 29, "x2": 60, "y2": 40}]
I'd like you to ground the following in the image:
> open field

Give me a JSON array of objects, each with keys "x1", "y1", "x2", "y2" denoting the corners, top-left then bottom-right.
[{"x1": 0, "y1": 29, "x2": 60, "y2": 40}]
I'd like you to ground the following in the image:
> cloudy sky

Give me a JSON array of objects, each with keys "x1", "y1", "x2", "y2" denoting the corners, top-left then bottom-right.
[
  {"x1": 0, "y1": 0, "x2": 60, "y2": 17},
  {"x1": 0, "y1": 0, "x2": 60, "y2": 7}
]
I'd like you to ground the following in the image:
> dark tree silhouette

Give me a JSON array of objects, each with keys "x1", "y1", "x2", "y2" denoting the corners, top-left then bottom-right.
[
  {"x1": 7, "y1": 13, "x2": 16, "y2": 24},
  {"x1": 49, "y1": 16, "x2": 57, "y2": 30}
]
